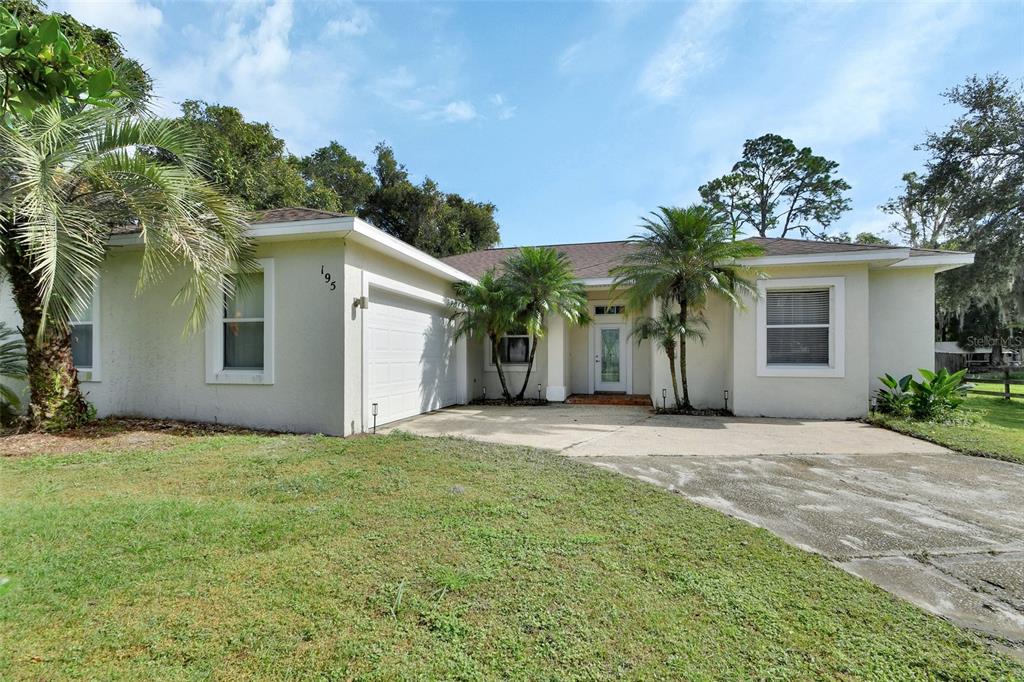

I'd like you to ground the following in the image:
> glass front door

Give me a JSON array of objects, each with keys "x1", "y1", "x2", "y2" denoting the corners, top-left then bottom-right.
[{"x1": 595, "y1": 324, "x2": 627, "y2": 391}]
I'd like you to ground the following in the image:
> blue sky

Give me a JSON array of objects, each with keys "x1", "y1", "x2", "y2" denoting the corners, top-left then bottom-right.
[{"x1": 55, "y1": 0, "x2": 1022, "y2": 247}]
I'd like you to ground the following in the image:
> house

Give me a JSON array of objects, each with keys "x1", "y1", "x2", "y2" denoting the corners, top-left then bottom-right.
[
  {"x1": 445, "y1": 237, "x2": 973, "y2": 419},
  {"x1": 0, "y1": 208, "x2": 973, "y2": 434}
]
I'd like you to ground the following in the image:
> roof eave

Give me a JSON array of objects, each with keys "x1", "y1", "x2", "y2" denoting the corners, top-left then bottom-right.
[
  {"x1": 107, "y1": 216, "x2": 477, "y2": 285},
  {"x1": 888, "y1": 252, "x2": 975, "y2": 273},
  {"x1": 738, "y1": 248, "x2": 912, "y2": 267}
]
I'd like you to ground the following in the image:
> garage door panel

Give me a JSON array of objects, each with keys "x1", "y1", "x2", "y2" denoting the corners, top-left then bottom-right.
[{"x1": 367, "y1": 289, "x2": 457, "y2": 426}]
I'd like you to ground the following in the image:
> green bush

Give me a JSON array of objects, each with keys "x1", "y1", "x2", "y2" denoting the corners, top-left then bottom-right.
[
  {"x1": 909, "y1": 368, "x2": 972, "y2": 420},
  {"x1": 875, "y1": 373, "x2": 913, "y2": 417},
  {"x1": 875, "y1": 368, "x2": 972, "y2": 421}
]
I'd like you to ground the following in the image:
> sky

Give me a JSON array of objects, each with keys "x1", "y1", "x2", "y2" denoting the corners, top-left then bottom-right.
[{"x1": 52, "y1": 0, "x2": 1023, "y2": 247}]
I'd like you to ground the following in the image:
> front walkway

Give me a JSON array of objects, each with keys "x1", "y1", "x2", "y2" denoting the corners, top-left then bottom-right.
[{"x1": 386, "y1": 405, "x2": 1024, "y2": 653}]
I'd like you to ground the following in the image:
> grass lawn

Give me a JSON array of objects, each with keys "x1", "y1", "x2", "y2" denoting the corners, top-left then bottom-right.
[
  {"x1": 870, "y1": 394, "x2": 1024, "y2": 465},
  {"x1": 1, "y1": 424, "x2": 1021, "y2": 680},
  {"x1": 971, "y1": 381, "x2": 1024, "y2": 396}
]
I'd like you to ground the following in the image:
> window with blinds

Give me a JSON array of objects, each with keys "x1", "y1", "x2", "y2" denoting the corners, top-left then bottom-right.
[
  {"x1": 223, "y1": 272, "x2": 265, "y2": 370},
  {"x1": 765, "y1": 289, "x2": 831, "y2": 365}
]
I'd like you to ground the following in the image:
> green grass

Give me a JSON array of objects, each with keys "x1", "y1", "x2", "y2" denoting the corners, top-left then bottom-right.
[
  {"x1": 1, "y1": 430, "x2": 1020, "y2": 680},
  {"x1": 870, "y1": 394, "x2": 1024, "y2": 465},
  {"x1": 971, "y1": 380, "x2": 1024, "y2": 396}
]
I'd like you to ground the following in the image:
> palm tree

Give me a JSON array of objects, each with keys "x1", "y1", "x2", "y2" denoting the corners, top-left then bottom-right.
[
  {"x1": 503, "y1": 246, "x2": 590, "y2": 400},
  {"x1": 611, "y1": 205, "x2": 762, "y2": 409},
  {"x1": 449, "y1": 270, "x2": 518, "y2": 402},
  {"x1": 0, "y1": 322, "x2": 26, "y2": 425},
  {"x1": 0, "y1": 103, "x2": 253, "y2": 429},
  {"x1": 630, "y1": 304, "x2": 705, "y2": 409}
]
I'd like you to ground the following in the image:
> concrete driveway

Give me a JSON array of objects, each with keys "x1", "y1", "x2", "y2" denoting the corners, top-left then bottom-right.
[{"x1": 387, "y1": 405, "x2": 1024, "y2": 652}]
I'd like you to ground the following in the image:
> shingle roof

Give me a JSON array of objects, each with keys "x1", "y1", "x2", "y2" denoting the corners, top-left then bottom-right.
[
  {"x1": 442, "y1": 240, "x2": 640, "y2": 280},
  {"x1": 250, "y1": 207, "x2": 351, "y2": 224},
  {"x1": 441, "y1": 237, "x2": 968, "y2": 279},
  {"x1": 109, "y1": 207, "x2": 352, "y2": 236}
]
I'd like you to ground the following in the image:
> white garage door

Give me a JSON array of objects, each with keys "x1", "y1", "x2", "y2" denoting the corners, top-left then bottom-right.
[{"x1": 367, "y1": 289, "x2": 458, "y2": 426}]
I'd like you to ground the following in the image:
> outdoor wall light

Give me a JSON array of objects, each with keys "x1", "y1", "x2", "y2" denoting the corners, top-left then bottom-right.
[
  {"x1": 662, "y1": 388, "x2": 667, "y2": 410},
  {"x1": 353, "y1": 295, "x2": 369, "y2": 309},
  {"x1": 723, "y1": 390, "x2": 730, "y2": 411},
  {"x1": 371, "y1": 402, "x2": 379, "y2": 434}
]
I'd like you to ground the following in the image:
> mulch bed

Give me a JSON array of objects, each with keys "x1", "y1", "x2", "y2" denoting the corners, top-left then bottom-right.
[
  {"x1": 652, "y1": 407, "x2": 732, "y2": 417},
  {"x1": 0, "y1": 417, "x2": 270, "y2": 458},
  {"x1": 471, "y1": 399, "x2": 550, "y2": 407}
]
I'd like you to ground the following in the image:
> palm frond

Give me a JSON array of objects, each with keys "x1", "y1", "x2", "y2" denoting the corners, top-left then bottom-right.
[{"x1": 0, "y1": 103, "x2": 252, "y2": 340}]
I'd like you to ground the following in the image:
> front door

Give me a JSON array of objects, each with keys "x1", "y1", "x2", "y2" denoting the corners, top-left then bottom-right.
[{"x1": 594, "y1": 323, "x2": 627, "y2": 392}]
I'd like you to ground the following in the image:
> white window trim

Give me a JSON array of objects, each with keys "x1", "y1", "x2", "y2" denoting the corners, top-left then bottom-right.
[
  {"x1": 205, "y1": 258, "x2": 275, "y2": 385},
  {"x1": 72, "y1": 278, "x2": 101, "y2": 382},
  {"x1": 756, "y1": 276, "x2": 845, "y2": 378},
  {"x1": 485, "y1": 333, "x2": 533, "y2": 373}
]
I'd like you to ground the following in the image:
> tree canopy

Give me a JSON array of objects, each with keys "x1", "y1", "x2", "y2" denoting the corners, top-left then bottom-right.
[
  {"x1": 699, "y1": 133, "x2": 851, "y2": 239},
  {"x1": 0, "y1": 0, "x2": 150, "y2": 118},
  {"x1": 175, "y1": 103, "x2": 501, "y2": 258},
  {"x1": 887, "y1": 74, "x2": 1023, "y2": 354}
]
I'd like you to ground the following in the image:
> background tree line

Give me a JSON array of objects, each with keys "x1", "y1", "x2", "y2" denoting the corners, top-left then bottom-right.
[
  {"x1": 699, "y1": 75, "x2": 1022, "y2": 361},
  {"x1": 175, "y1": 101, "x2": 500, "y2": 258}
]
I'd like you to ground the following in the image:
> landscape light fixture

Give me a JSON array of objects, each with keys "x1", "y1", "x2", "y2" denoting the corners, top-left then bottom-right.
[
  {"x1": 662, "y1": 388, "x2": 667, "y2": 410},
  {"x1": 537, "y1": 382, "x2": 542, "y2": 401},
  {"x1": 482, "y1": 386, "x2": 486, "y2": 402},
  {"x1": 723, "y1": 389, "x2": 729, "y2": 411},
  {"x1": 371, "y1": 402, "x2": 379, "y2": 434}
]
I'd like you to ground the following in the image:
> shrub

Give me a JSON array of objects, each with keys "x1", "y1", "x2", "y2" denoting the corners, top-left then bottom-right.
[
  {"x1": 875, "y1": 368, "x2": 973, "y2": 421},
  {"x1": 875, "y1": 373, "x2": 913, "y2": 417},
  {"x1": 908, "y1": 368, "x2": 972, "y2": 420}
]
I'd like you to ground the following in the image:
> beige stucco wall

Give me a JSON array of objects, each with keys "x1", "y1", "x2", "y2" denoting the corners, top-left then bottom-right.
[
  {"x1": 569, "y1": 323, "x2": 589, "y2": 395},
  {"x1": 648, "y1": 295, "x2": 733, "y2": 410},
  {"x1": 478, "y1": 335, "x2": 550, "y2": 399},
  {"x1": 0, "y1": 235, "x2": 463, "y2": 435},
  {"x1": 475, "y1": 289, "x2": 652, "y2": 400},
  {"x1": 868, "y1": 267, "x2": 935, "y2": 393},
  {"x1": 0, "y1": 275, "x2": 28, "y2": 411},
  {"x1": 80, "y1": 239, "x2": 348, "y2": 433},
  {"x1": 731, "y1": 263, "x2": 871, "y2": 419}
]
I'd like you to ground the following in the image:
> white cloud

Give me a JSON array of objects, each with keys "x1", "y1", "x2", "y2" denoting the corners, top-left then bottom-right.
[
  {"x1": 490, "y1": 94, "x2": 516, "y2": 120},
  {"x1": 558, "y1": 41, "x2": 586, "y2": 74},
  {"x1": 442, "y1": 100, "x2": 477, "y2": 122},
  {"x1": 324, "y1": 4, "x2": 372, "y2": 37},
  {"x1": 783, "y1": 2, "x2": 975, "y2": 146},
  {"x1": 371, "y1": 66, "x2": 480, "y2": 123},
  {"x1": 50, "y1": 0, "x2": 163, "y2": 64},
  {"x1": 146, "y1": 0, "x2": 356, "y2": 153},
  {"x1": 637, "y1": 0, "x2": 737, "y2": 101}
]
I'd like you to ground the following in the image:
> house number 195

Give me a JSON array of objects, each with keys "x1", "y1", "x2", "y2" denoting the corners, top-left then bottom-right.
[{"x1": 321, "y1": 265, "x2": 336, "y2": 291}]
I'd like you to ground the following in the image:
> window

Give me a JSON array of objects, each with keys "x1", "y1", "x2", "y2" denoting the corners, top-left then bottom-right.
[
  {"x1": 594, "y1": 305, "x2": 624, "y2": 315},
  {"x1": 70, "y1": 280, "x2": 100, "y2": 380},
  {"x1": 206, "y1": 259, "x2": 275, "y2": 384},
  {"x1": 223, "y1": 272, "x2": 265, "y2": 370},
  {"x1": 492, "y1": 329, "x2": 530, "y2": 365},
  {"x1": 756, "y1": 277, "x2": 845, "y2": 378},
  {"x1": 765, "y1": 290, "x2": 830, "y2": 365}
]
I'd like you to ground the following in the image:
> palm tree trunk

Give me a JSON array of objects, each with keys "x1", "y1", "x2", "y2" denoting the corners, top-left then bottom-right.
[
  {"x1": 515, "y1": 334, "x2": 540, "y2": 401},
  {"x1": 666, "y1": 346, "x2": 681, "y2": 409},
  {"x1": 490, "y1": 334, "x2": 513, "y2": 403},
  {"x1": 677, "y1": 297, "x2": 692, "y2": 410},
  {"x1": 4, "y1": 247, "x2": 92, "y2": 430}
]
